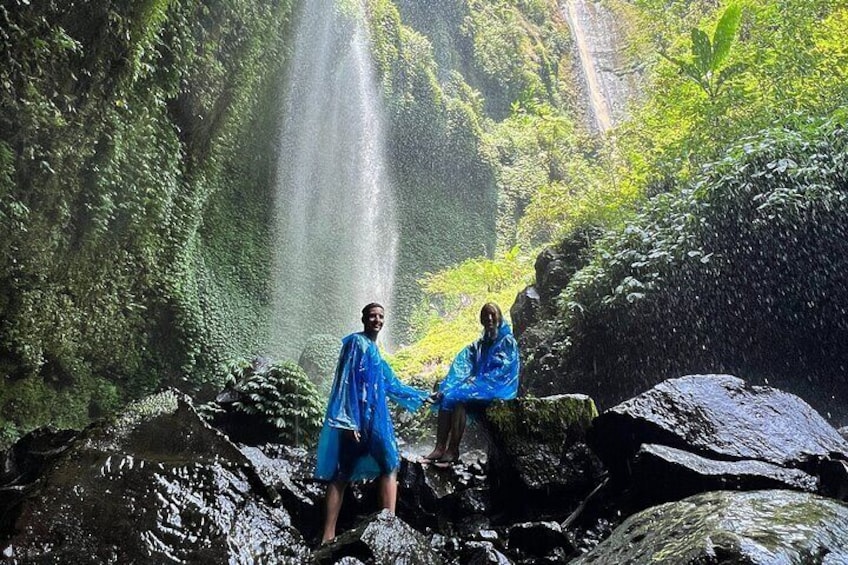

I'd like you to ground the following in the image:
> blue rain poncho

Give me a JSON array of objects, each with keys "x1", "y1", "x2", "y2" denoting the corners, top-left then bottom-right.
[
  {"x1": 314, "y1": 332, "x2": 428, "y2": 482},
  {"x1": 436, "y1": 321, "x2": 520, "y2": 411}
]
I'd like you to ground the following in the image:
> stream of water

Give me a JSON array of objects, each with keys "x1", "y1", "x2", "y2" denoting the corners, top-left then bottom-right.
[
  {"x1": 562, "y1": 0, "x2": 640, "y2": 132},
  {"x1": 271, "y1": 0, "x2": 398, "y2": 359}
]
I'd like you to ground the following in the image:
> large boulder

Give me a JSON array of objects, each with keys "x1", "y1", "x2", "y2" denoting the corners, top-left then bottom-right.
[
  {"x1": 397, "y1": 451, "x2": 489, "y2": 533},
  {"x1": 238, "y1": 444, "x2": 325, "y2": 540},
  {"x1": 631, "y1": 443, "x2": 819, "y2": 503},
  {"x1": 571, "y1": 490, "x2": 848, "y2": 564},
  {"x1": 0, "y1": 391, "x2": 310, "y2": 564},
  {"x1": 483, "y1": 395, "x2": 603, "y2": 518},
  {"x1": 510, "y1": 286, "x2": 540, "y2": 338},
  {"x1": 312, "y1": 509, "x2": 443, "y2": 565},
  {"x1": 589, "y1": 375, "x2": 848, "y2": 495}
]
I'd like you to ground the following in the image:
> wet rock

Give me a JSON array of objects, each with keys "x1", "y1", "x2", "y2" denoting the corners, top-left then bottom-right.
[
  {"x1": 510, "y1": 286, "x2": 540, "y2": 338},
  {"x1": 462, "y1": 541, "x2": 512, "y2": 564},
  {"x1": 631, "y1": 443, "x2": 819, "y2": 503},
  {"x1": 484, "y1": 395, "x2": 603, "y2": 518},
  {"x1": 839, "y1": 426, "x2": 848, "y2": 442},
  {"x1": 819, "y1": 458, "x2": 848, "y2": 501},
  {"x1": 571, "y1": 490, "x2": 848, "y2": 564},
  {"x1": 0, "y1": 427, "x2": 77, "y2": 534},
  {"x1": 312, "y1": 509, "x2": 442, "y2": 564},
  {"x1": 0, "y1": 390, "x2": 310, "y2": 564},
  {"x1": 589, "y1": 375, "x2": 848, "y2": 482},
  {"x1": 397, "y1": 452, "x2": 487, "y2": 532},
  {"x1": 507, "y1": 521, "x2": 573, "y2": 559},
  {"x1": 238, "y1": 443, "x2": 325, "y2": 538}
]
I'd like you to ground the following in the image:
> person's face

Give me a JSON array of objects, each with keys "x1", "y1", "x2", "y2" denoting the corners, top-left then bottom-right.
[
  {"x1": 363, "y1": 306, "x2": 385, "y2": 336},
  {"x1": 480, "y1": 306, "x2": 499, "y2": 339}
]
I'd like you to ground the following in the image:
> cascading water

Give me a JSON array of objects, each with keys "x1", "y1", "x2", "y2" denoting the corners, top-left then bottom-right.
[
  {"x1": 271, "y1": 0, "x2": 398, "y2": 359},
  {"x1": 562, "y1": 0, "x2": 640, "y2": 132}
]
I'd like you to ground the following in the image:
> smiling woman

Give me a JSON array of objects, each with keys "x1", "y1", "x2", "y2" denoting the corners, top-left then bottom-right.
[{"x1": 424, "y1": 302, "x2": 521, "y2": 466}]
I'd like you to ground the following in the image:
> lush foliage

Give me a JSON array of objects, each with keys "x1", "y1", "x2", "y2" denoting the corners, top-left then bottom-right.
[
  {"x1": 201, "y1": 357, "x2": 323, "y2": 446},
  {"x1": 524, "y1": 115, "x2": 848, "y2": 419},
  {"x1": 0, "y1": 0, "x2": 292, "y2": 444},
  {"x1": 389, "y1": 246, "x2": 533, "y2": 382},
  {"x1": 619, "y1": 0, "x2": 848, "y2": 185}
]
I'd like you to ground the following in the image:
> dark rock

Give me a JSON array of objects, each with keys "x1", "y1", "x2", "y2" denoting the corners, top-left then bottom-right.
[
  {"x1": 0, "y1": 427, "x2": 77, "y2": 535},
  {"x1": 819, "y1": 458, "x2": 848, "y2": 501},
  {"x1": 571, "y1": 490, "x2": 848, "y2": 564},
  {"x1": 397, "y1": 452, "x2": 487, "y2": 531},
  {"x1": 534, "y1": 247, "x2": 570, "y2": 305},
  {"x1": 529, "y1": 228, "x2": 599, "y2": 312},
  {"x1": 631, "y1": 443, "x2": 819, "y2": 503},
  {"x1": 510, "y1": 286, "x2": 540, "y2": 338},
  {"x1": 589, "y1": 375, "x2": 848, "y2": 479},
  {"x1": 448, "y1": 487, "x2": 494, "y2": 535},
  {"x1": 507, "y1": 521, "x2": 573, "y2": 558},
  {"x1": 484, "y1": 395, "x2": 603, "y2": 518},
  {"x1": 463, "y1": 541, "x2": 512, "y2": 564},
  {"x1": 0, "y1": 390, "x2": 310, "y2": 564},
  {"x1": 238, "y1": 444, "x2": 325, "y2": 538},
  {"x1": 312, "y1": 509, "x2": 442, "y2": 565}
]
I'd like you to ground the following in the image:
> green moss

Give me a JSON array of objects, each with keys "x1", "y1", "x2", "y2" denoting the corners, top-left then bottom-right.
[
  {"x1": 0, "y1": 0, "x2": 293, "y2": 442},
  {"x1": 485, "y1": 394, "x2": 598, "y2": 444}
]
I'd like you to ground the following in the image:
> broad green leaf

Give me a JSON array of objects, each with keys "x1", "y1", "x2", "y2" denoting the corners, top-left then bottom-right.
[
  {"x1": 691, "y1": 28, "x2": 713, "y2": 75},
  {"x1": 712, "y1": 4, "x2": 742, "y2": 70}
]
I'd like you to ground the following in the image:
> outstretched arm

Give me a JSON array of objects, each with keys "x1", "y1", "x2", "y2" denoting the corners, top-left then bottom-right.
[{"x1": 383, "y1": 360, "x2": 428, "y2": 412}]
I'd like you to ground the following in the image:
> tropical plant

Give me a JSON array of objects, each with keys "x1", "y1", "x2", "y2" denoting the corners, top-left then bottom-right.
[
  {"x1": 659, "y1": 3, "x2": 745, "y2": 99},
  {"x1": 210, "y1": 357, "x2": 323, "y2": 446}
]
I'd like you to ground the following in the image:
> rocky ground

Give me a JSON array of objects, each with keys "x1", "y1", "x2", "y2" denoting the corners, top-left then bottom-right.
[{"x1": 1, "y1": 375, "x2": 847, "y2": 564}]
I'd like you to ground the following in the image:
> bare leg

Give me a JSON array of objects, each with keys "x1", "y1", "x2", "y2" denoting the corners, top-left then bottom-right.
[
  {"x1": 377, "y1": 472, "x2": 398, "y2": 513},
  {"x1": 442, "y1": 403, "x2": 466, "y2": 462},
  {"x1": 424, "y1": 409, "x2": 452, "y2": 460},
  {"x1": 322, "y1": 480, "x2": 347, "y2": 543}
]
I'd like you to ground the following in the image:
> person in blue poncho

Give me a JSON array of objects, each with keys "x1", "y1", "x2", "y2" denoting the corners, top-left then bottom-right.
[
  {"x1": 315, "y1": 303, "x2": 429, "y2": 543},
  {"x1": 424, "y1": 302, "x2": 520, "y2": 465}
]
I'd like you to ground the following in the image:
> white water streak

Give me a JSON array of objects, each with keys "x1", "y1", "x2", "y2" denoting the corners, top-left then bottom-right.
[
  {"x1": 565, "y1": 0, "x2": 614, "y2": 132},
  {"x1": 271, "y1": 0, "x2": 398, "y2": 358}
]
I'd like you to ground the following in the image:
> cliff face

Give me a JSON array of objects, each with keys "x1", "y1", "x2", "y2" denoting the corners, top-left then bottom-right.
[
  {"x1": 0, "y1": 0, "x2": 298, "y2": 440},
  {"x1": 516, "y1": 117, "x2": 848, "y2": 424},
  {"x1": 0, "y1": 0, "x2": 569, "y2": 440}
]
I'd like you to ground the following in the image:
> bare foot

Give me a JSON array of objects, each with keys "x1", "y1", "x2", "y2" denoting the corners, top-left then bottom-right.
[{"x1": 423, "y1": 448, "x2": 444, "y2": 462}]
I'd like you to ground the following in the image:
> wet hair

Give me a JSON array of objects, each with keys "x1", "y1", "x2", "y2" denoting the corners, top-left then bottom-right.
[
  {"x1": 361, "y1": 302, "x2": 384, "y2": 320},
  {"x1": 480, "y1": 302, "x2": 503, "y2": 325}
]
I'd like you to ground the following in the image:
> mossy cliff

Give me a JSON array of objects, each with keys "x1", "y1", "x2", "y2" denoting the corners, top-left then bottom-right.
[
  {"x1": 0, "y1": 0, "x2": 574, "y2": 442},
  {"x1": 0, "y1": 0, "x2": 294, "y2": 441}
]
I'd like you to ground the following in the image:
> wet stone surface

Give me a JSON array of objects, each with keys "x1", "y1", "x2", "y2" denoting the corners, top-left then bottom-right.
[
  {"x1": 631, "y1": 442, "x2": 820, "y2": 503},
  {"x1": 312, "y1": 509, "x2": 443, "y2": 565},
  {"x1": 484, "y1": 395, "x2": 603, "y2": 520},
  {"x1": 0, "y1": 391, "x2": 310, "y2": 564},
  {"x1": 571, "y1": 489, "x2": 848, "y2": 565},
  {"x1": 590, "y1": 375, "x2": 848, "y2": 483}
]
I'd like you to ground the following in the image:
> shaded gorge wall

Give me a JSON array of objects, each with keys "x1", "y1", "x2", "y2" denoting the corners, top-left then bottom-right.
[{"x1": 0, "y1": 0, "x2": 295, "y2": 442}]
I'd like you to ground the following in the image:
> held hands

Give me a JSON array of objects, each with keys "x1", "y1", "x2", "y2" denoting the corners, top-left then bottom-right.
[{"x1": 345, "y1": 429, "x2": 361, "y2": 443}]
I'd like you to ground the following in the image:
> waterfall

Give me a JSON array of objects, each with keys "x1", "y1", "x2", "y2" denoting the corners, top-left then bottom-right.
[
  {"x1": 271, "y1": 0, "x2": 398, "y2": 358},
  {"x1": 562, "y1": 0, "x2": 639, "y2": 132}
]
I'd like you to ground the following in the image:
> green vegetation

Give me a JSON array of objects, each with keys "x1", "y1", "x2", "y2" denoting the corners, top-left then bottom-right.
[
  {"x1": 1, "y1": 0, "x2": 846, "y2": 442},
  {"x1": 388, "y1": 246, "x2": 533, "y2": 383},
  {"x1": 200, "y1": 357, "x2": 323, "y2": 446},
  {"x1": 0, "y1": 0, "x2": 292, "y2": 445}
]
